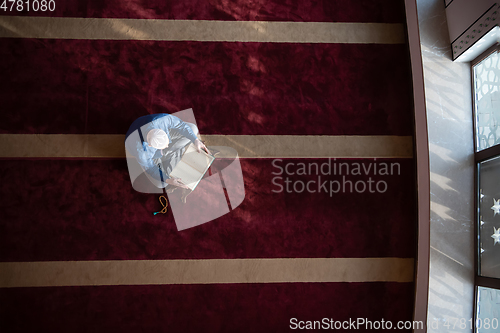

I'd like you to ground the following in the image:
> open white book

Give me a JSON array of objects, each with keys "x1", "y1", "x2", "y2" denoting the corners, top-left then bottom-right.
[{"x1": 169, "y1": 144, "x2": 215, "y2": 191}]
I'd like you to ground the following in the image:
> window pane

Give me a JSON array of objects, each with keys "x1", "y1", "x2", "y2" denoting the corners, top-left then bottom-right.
[
  {"x1": 474, "y1": 51, "x2": 500, "y2": 151},
  {"x1": 476, "y1": 286, "x2": 500, "y2": 333},
  {"x1": 479, "y1": 155, "x2": 500, "y2": 278}
]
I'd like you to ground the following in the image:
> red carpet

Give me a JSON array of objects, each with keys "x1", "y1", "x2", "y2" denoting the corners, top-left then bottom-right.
[
  {"x1": 0, "y1": 158, "x2": 415, "y2": 262},
  {"x1": 0, "y1": 39, "x2": 412, "y2": 135},
  {"x1": 1, "y1": 283, "x2": 414, "y2": 333},
  {"x1": 0, "y1": 1, "x2": 417, "y2": 331},
  {"x1": 1, "y1": 0, "x2": 406, "y2": 23}
]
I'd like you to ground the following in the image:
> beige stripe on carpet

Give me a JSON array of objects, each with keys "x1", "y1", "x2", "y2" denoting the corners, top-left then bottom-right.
[
  {"x1": 0, "y1": 134, "x2": 413, "y2": 158},
  {"x1": 0, "y1": 16, "x2": 405, "y2": 44},
  {"x1": 0, "y1": 258, "x2": 414, "y2": 288}
]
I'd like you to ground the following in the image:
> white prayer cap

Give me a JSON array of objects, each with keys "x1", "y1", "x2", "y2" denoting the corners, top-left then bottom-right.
[{"x1": 146, "y1": 129, "x2": 169, "y2": 149}]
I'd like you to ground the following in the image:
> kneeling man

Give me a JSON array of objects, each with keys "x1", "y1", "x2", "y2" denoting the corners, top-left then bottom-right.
[{"x1": 126, "y1": 113, "x2": 210, "y2": 189}]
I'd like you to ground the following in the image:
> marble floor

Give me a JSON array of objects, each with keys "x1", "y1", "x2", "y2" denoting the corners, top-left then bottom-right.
[{"x1": 416, "y1": 0, "x2": 476, "y2": 331}]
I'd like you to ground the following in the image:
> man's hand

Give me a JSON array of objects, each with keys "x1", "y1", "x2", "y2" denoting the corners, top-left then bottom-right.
[
  {"x1": 194, "y1": 139, "x2": 211, "y2": 155},
  {"x1": 166, "y1": 177, "x2": 189, "y2": 189}
]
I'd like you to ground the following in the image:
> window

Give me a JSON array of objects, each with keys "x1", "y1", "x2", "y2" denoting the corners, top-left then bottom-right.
[
  {"x1": 473, "y1": 44, "x2": 500, "y2": 333},
  {"x1": 474, "y1": 49, "x2": 500, "y2": 151}
]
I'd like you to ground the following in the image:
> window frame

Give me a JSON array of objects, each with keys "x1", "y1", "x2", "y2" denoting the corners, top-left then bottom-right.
[{"x1": 471, "y1": 43, "x2": 500, "y2": 333}]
